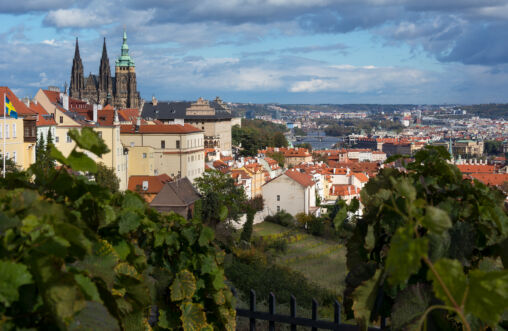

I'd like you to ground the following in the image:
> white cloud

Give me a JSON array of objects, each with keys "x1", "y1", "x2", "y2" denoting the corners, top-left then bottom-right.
[{"x1": 45, "y1": 8, "x2": 108, "y2": 28}]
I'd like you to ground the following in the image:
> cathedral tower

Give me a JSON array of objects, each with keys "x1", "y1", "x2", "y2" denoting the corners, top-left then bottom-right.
[
  {"x1": 114, "y1": 30, "x2": 139, "y2": 109},
  {"x1": 98, "y1": 37, "x2": 113, "y2": 105},
  {"x1": 69, "y1": 38, "x2": 85, "y2": 99}
]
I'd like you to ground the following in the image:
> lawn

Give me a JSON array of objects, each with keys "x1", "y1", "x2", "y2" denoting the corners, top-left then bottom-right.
[{"x1": 252, "y1": 222, "x2": 347, "y2": 296}]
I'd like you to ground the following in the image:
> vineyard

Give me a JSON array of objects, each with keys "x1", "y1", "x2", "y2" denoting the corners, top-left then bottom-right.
[{"x1": 253, "y1": 222, "x2": 347, "y2": 294}]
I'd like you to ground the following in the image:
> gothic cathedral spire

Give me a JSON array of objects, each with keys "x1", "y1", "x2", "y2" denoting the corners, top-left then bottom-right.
[
  {"x1": 99, "y1": 37, "x2": 112, "y2": 97},
  {"x1": 69, "y1": 37, "x2": 85, "y2": 98}
]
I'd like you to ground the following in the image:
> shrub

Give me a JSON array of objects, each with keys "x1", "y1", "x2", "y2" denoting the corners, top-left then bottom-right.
[{"x1": 265, "y1": 210, "x2": 295, "y2": 227}]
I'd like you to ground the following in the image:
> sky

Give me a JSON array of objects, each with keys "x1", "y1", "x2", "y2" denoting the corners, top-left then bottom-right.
[{"x1": 2, "y1": 1, "x2": 508, "y2": 104}]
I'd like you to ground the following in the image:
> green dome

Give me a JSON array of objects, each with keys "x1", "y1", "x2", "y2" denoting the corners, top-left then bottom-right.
[{"x1": 116, "y1": 30, "x2": 135, "y2": 67}]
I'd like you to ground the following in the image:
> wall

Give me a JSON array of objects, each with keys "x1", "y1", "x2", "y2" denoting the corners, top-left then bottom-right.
[
  {"x1": 0, "y1": 117, "x2": 27, "y2": 169},
  {"x1": 262, "y1": 174, "x2": 305, "y2": 216}
]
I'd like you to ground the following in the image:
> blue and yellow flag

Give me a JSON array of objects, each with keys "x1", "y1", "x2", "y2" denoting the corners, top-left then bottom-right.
[{"x1": 5, "y1": 97, "x2": 18, "y2": 119}]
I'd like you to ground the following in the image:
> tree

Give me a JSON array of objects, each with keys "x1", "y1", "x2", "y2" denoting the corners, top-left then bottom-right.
[
  {"x1": 0, "y1": 127, "x2": 236, "y2": 330},
  {"x1": 36, "y1": 132, "x2": 45, "y2": 162},
  {"x1": 295, "y1": 142, "x2": 312, "y2": 152},
  {"x1": 240, "y1": 209, "x2": 255, "y2": 242},
  {"x1": 266, "y1": 151, "x2": 285, "y2": 167},
  {"x1": 272, "y1": 132, "x2": 288, "y2": 148},
  {"x1": 46, "y1": 129, "x2": 55, "y2": 168},
  {"x1": 343, "y1": 146, "x2": 508, "y2": 330},
  {"x1": 194, "y1": 169, "x2": 247, "y2": 228},
  {"x1": 95, "y1": 163, "x2": 120, "y2": 193}
]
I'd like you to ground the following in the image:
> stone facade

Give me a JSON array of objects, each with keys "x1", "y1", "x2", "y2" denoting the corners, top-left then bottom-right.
[{"x1": 69, "y1": 32, "x2": 140, "y2": 109}]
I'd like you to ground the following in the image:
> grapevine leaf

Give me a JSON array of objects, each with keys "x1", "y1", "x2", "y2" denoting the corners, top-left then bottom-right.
[
  {"x1": 182, "y1": 227, "x2": 197, "y2": 245},
  {"x1": 352, "y1": 269, "x2": 382, "y2": 326},
  {"x1": 119, "y1": 211, "x2": 141, "y2": 235},
  {"x1": 67, "y1": 150, "x2": 97, "y2": 173},
  {"x1": 69, "y1": 127, "x2": 110, "y2": 157},
  {"x1": 46, "y1": 282, "x2": 87, "y2": 325},
  {"x1": 74, "y1": 274, "x2": 102, "y2": 303},
  {"x1": 49, "y1": 145, "x2": 69, "y2": 166},
  {"x1": 113, "y1": 240, "x2": 131, "y2": 260},
  {"x1": 158, "y1": 308, "x2": 180, "y2": 329},
  {"x1": 218, "y1": 205, "x2": 228, "y2": 222},
  {"x1": 465, "y1": 269, "x2": 508, "y2": 326},
  {"x1": 179, "y1": 301, "x2": 208, "y2": 331},
  {"x1": 170, "y1": 270, "x2": 197, "y2": 302},
  {"x1": 69, "y1": 301, "x2": 120, "y2": 331},
  {"x1": 427, "y1": 258, "x2": 467, "y2": 308},
  {"x1": 0, "y1": 261, "x2": 33, "y2": 307},
  {"x1": 391, "y1": 284, "x2": 432, "y2": 330},
  {"x1": 391, "y1": 177, "x2": 416, "y2": 201},
  {"x1": 386, "y1": 225, "x2": 428, "y2": 286},
  {"x1": 422, "y1": 206, "x2": 452, "y2": 234},
  {"x1": 122, "y1": 192, "x2": 145, "y2": 212},
  {"x1": 198, "y1": 227, "x2": 214, "y2": 247}
]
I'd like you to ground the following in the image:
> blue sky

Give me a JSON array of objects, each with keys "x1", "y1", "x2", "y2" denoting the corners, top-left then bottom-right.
[{"x1": 2, "y1": 0, "x2": 508, "y2": 104}]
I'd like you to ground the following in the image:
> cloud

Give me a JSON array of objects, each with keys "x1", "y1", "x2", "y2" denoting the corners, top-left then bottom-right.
[{"x1": 0, "y1": 0, "x2": 78, "y2": 14}]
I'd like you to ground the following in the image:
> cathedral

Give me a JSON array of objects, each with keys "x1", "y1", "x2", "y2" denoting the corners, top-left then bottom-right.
[{"x1": 69, "y1": 31, "x2": 140, "y2": 109}]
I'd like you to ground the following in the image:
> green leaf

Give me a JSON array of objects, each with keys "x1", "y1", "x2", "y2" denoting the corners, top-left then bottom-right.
[
  {"x1": 67, "y1": 150, "x2": 97, "y2": 173},
  {"x1": 158, "y1": 308, "x2": 180, "y2": 329},
  {"x1": 182, "y1": 227, "x2": 197, "y2": 245},
  {"x1": 46, "y1": 282, "x2": 87, "y2": 325},
  {"x1": 69, "y1": 127, "x2": 110, "y2": 157},
  {"x1": 50, "y1": 144, "x2": 69, "y2": 166},
  {"x1": 465, "y1": 269, "x2": 508, "y2": 326},
  {"x1": 333, "y1": 207, "x2": 348, "y2": 230},
  {"x1": 391, "y1": 284, "x2": 432, "y2": 330},
  {"x1": 386, "y1": 225, "x2": 428, "y2": 286},
  {"x1": 113, "y1": 240, "x2": 131, "y2": 260},
  {"x1": 0, "y1": 261, "x2": 33, "y2": 306},
  {"x1": 179, "y1": 301, "x2": 208, "y2": 331},
  {"x1": 122, "y1": 192, "x2": 145, "y2": 212},
  {"x1": 200, "y1": 255, "x2": 217, "y2": 275},
  {"x1": 218, "y1": 205, "x2": 228, "y2": 221},
  {"x1": 352, "y1": 269, "x2": 382, "y2": 326},
  {"x1": 391, "y1": 177, "x2": 416, "y2": 201},
  {"x1": 119, "y1": 211, "x2": 141, "y2": 235},
  {"x1": 422, "y1": 206, "x2": 452, "y2": 234},
  {"x1": 198, "y1": 227, "x2": 214, "y2": 247},
  {"x1": 74, "y1": 274, "x2": 102, "y2": 303},
  {"x1": 427, "y1": 258, "x2": 467, "y2": 307},
  {"x1": 170, "y1": 270, "x2": 197, "y2": 302},
  {"x1": 69, "y1": 301, "x2": 120, "y2": 331}
]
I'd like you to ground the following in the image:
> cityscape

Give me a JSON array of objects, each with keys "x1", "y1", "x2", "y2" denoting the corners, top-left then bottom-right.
[{"x1": 1, "y1": 1, "x2": 507, "y2": 330}]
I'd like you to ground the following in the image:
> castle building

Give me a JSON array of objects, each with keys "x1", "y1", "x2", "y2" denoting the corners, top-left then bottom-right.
[{"x1": 69, "y1": 31, "x2": 140, "y2": 109}]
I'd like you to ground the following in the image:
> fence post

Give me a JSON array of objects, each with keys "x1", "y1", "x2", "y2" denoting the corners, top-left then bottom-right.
[
  {"x1": 269, "y1": 293, "x2": 276, "y2": 331},
  {"x1": 311, "y1": 299, "x2": 318, "y2": 331},
  {"x1": 334, "y1": 300, "x2": 340, "y2": 331},
  {"x1": 290, "y1": 295, "x2": 297, "y2": 331},
  {"x1": 250, "y1": 289, "x2": 256, "y2": 331}
]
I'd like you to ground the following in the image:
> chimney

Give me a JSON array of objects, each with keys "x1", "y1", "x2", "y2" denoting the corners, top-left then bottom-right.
[
  {"x1": 93, "y1": 104, "x2": 98, "y2": 122},
  {"x1": 348, "y1": 186, "x2": 351, "y2": 195},
  {"x1": 152, "y1": 95, "x2": 158, "y2": 106},
  {"x1": 135, "y1": 117, "x2": 141, "y2": 132},
  {"x1": 142, "y1": 181, "x2": 148, "y2": 191},
  {"x1": 22, "y1": 97, "x2": 30, "y2": 108},
  {"x1": 114, "y1": 109, "x2": 119, "y2": 124},
  {"x1": 60, "y1": 93, "x2": 69, "y2": 111}
]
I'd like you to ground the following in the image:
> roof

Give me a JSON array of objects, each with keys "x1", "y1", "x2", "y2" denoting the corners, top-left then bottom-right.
[
  {"x1": 118, "y1": 108, "x2": 142, "y2": 122},
  {"x1": 284, "y1": 169, "x2": 315, "y2": 187},
  {"x1": 352, "y1": 172, "x2": 369, "y2": 183},
  {"x1": 29, "y1": 101, "x2": 57, "y2": 126},
  {"x1": 150, "y1": 178, "x2": 201, "y2": 207},
  {"x1": 469, "y1": 173, "x2": 508, "y2": 187},
  {"x1": 329, "y1": 184, "x2": 361, "y2": 197},
  {"x1": 128, "y1": 174, "x2": 172, "y2": 194},
  {"x1": 141, "y1": 100, "x2": 232, "y2": 121},
  {"x1": 456, "y1": 164, "x2": 496, "y2": 174},
  {"x1": 120, "y1": 123, "x2": 202, "y2": 134},
  {"x1": 0, "y1": 87, "x2": 36, "y2": 117}
]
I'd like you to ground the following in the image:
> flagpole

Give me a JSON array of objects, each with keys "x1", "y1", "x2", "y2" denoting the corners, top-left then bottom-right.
[{"x1": 3, "y1": 93, "x2": 6, "y2": 178}]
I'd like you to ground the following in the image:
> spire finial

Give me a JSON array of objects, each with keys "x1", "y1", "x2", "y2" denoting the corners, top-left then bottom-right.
[{"x1": 74, "y1": 37, "x2": 80, "y2": 58}]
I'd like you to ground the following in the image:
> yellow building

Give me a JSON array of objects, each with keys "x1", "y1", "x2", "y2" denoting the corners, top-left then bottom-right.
[
  {"x1": 120, "y1": 122, "x2": 204, "y2": 182},
  {"x1": 0, "y1": 87, "x2": 37, "y2": 171},
  {"x1": 34, "y1": 89, "x2": 128, "y2": 190}
]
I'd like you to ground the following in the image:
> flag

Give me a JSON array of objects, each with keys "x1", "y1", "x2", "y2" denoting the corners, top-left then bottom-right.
[{"x1": 5, "y1": 97, "x2": 18, "y2": 119}]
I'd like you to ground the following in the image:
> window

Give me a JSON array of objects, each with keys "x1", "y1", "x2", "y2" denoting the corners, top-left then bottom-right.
[
  {"x1": 176, "y1": 140, "x2": 180, "y2": 149},
  {"x1": 5, "y1": 124, "x2": 9, "y2": 138},
  {"x1": 55, "y1": 136, "x2": 59, "y2": 143},
  {"x1": 161, "y1": 140, "x2": 165, "y2": 149},
  {"x1": 66, "y1": 133, "x2": 71, "y2": 143},
  {"x1": 12, "y1": 124, "x2": 16, "y2": 138},
  {"x1": 277, "y1": 195, "x2": 280, "y2": 201},
  {"x1": 59, "y1": 116, "x2": 63, "y2": 124},
  {"x1": 277, "y1": 206, "x2": 280, "y2": 212},
  {"x1": 142, "y1": 153, "x2": 147, "y2": 159}
]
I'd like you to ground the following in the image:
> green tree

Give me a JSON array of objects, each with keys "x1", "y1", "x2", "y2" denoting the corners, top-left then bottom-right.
[
  {"x1": 240, "y1": 209, "x2": 255, "y2": 242},
  {"x1": 194, "y1": 169, "x2": 247, "y2": 228},
  {"x1": 266, "y1": 151, "x2": 285, "y2": 167},
  {"x1": 0, "y1": 127, "x2": 236, "y2": 330},
  {"x1": 36, "y1": 132, "x2": 45, "y2": 162},
  {"x1": 272, "y1": 132, "x2": 288, "y2": 148},
  {"x1": 46, "y1": 129, "x2": 55, "y2": 168},
  {"x1": 343, "y1": 146, "x2": 508, "y2": 330},
  {"x1": 95, "y1": 162, "x2": 120, "y2": 193},
  {"x1": 295, "y1": 142, "x2": 312, "y2": 152}
]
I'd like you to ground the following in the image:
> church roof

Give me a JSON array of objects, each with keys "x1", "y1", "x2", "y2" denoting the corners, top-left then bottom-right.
[
  {"x1": 141, "y1": 101, "x2": 232, "y2": 121},
  {"x1": 116, "y1": 30, "x2": 135, "y2": 67}
]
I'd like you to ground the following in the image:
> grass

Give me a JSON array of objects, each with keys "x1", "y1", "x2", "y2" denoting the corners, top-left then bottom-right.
[{"x1": 253, "y1": 222, "x2": 347, "y2": 296}]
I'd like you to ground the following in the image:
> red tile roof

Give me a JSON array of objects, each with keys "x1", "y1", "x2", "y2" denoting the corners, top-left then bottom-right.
[
  {"x1": 120, "y1": 123, "x2": 201, "y2": 134},
  {"x1": 128, "y1": 174, "x2": 172, "y2": 194},
  {"x1": 456, "y1": 164, "x2": 496, "y2": 174},
  {"x1": 329, "y1": 184, "x2": 361, "y2": 197},
  {"x1": 29, "y1": 101, "x2": 57, "y2": 126},
  {"x1": 285, "y1": 169, "x2": 315, "y2": 187},
  {"x1": 0, "y1": 87, "x2": 36, "y2": 117},
  {"x1": 469, "y1": 173, "x2": 508, "y2": 187},
  {"x1": 352, "y1": 172, "x2": 369, "y2": 183}
]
